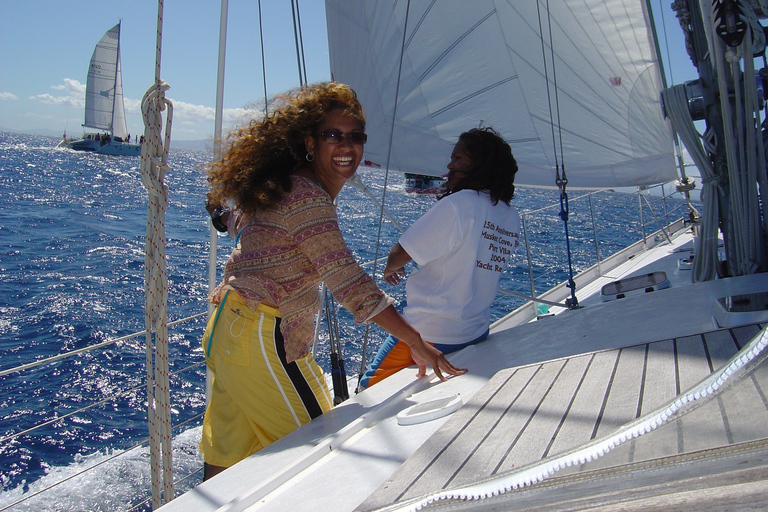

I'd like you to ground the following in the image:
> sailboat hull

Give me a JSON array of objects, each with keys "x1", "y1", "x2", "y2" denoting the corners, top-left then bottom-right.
[
  {"x1": 94, "y1": 141, "x2": 141, "y2": 156},
  {"x1": 404, "y1": 173, "x2": 445, "y2": 194},
  {"x1": 67, "y1": 136, "x2": 141, "y2": 156}
]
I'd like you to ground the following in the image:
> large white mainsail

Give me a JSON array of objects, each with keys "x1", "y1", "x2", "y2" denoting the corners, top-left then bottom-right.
[
  {"x1": 326, "y1": 0, "x2": 676, "y2": 188},
  {"x1": 84, "y1": 23, "x2": 128, "y2": 139}
]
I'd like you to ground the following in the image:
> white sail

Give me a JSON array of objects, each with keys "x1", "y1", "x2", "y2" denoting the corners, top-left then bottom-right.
[
  {"x1": 326, "y1": 0, "x2": 677, "y2": 188},
  {"x1": 112, "y1": 54, "x2": 128, "y2": 139},
  {"x1": 83, "y1": 23, "x2": 128, "y2": 139}
]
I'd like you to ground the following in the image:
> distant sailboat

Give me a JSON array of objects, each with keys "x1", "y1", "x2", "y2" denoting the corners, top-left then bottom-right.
[
  {"x1": 63, "y1": 22, "x2": 141, "y2": 156},
  {"x1": 404, "y1": 173, "x2": 445, "y2": 194}
]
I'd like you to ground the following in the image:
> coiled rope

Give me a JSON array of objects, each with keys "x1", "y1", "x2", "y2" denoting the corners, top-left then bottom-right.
[
  {"x1": 141, "y1": 0, "x2": 174, "y2": 507},
  {"x1": 661, "y1": 84, "x2": 720, "y2": 281}
]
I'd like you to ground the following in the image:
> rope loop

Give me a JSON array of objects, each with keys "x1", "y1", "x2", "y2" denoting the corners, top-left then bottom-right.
[
  {"x1": 675, "y1": 176, "x2": 697, "y2": 193},
  {"x1": 140, "y1": 81, "x2": 173, "y2": 202}
]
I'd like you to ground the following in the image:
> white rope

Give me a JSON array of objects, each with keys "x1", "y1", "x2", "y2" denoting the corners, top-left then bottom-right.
[
  {"x1": 733, "y1": 5, "x2": 764, "y2": 274},
  {"x1": 141, "y1": 0, "x2": 174, "y2": 507},
  {"x1": 713, "y1": 2, "x2": 763, "y2": 276},
  {"x1": 661, "y1": 84, "x2": 719, "y2": 281},
  {"x1": 141, "y1": 77, "x2": 174, "y2": 508},
  {"x1": 659, "y1": 0, "x2": 766, "y2": 281},
  {"x1": 384, "y1": 325, "x2": 768, "y2": 512}
]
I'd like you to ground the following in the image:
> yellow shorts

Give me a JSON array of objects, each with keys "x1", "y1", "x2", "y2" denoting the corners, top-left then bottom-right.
[{"x1": 199, "y1": 291, "x2": 333, "y2": 468}]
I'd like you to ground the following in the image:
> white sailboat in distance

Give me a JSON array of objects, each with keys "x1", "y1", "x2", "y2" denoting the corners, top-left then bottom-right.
[{"x1": 64, "y1": 22, "x2": 141, "y2": 156}]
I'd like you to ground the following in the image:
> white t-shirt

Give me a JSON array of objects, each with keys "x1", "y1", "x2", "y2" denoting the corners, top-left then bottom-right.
[{"x1": 399, "y1": 189, "x2": 520, "y2": 344}]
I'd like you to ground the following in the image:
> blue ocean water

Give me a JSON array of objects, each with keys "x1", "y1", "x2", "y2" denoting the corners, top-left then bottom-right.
[{"x1": 0, "y1": 131, "x2": 694, "y2": 510}]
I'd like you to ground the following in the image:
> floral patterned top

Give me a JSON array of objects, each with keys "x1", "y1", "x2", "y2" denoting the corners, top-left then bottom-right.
[{"x1": 210, "y1": 175, "x2": 392, "y2": 363}]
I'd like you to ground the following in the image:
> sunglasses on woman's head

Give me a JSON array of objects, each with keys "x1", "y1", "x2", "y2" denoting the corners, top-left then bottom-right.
[{"x1": 316, "y1": 129, "x2": 368, "y2": 145}]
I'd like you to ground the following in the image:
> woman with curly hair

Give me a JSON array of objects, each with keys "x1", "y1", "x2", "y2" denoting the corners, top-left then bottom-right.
[
  {"x1": 201, "y1": 82, "x2": 466, "y2": 480},
  {"x1": 360, "y1": 127, "x2": 520, "y2": 388}
]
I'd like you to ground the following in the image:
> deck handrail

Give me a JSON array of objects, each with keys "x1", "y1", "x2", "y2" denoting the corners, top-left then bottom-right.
[{"x1": 0, "y1": 312, "x2": 206, "y2": 378}]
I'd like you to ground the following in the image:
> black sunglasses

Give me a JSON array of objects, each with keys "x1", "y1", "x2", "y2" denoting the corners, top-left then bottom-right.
[{"x1": 316, "y1": 129, "x2": 368, "y2": 145}]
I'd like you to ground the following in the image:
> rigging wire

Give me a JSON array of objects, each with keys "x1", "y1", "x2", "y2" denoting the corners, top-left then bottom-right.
[
  {"x1": 258, "y1": 0, "x2": 269, "y2": 114},
  {"x1": 325, "y1": 289, "x2": 349, "y2": 403},
  {"x1": 295, "y1": 0, "x2": 309, "y2": 86},
  {"x1": 657, "y1": 0, "x2": 676, "y2": 86},
  {"x1": 536, "y1": 0, "x2": 579, "y2": 308},
  {"x1": 356, "y1": 0, "x2": 414, "y2": 391},
  {"x1": 291, "y1": 0, "x2": 308, "y2": 86},
  {"x1": 288, "y1": 0, "x2": 347, "y2": 399},
  {"x1": 659, "y1": 0, "x2": 700, "y2": 226}
]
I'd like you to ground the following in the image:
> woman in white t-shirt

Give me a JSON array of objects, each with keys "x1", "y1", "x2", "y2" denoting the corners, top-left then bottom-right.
[{"x1": 360, "y1": 127, "x2": 520, "y2": 388}]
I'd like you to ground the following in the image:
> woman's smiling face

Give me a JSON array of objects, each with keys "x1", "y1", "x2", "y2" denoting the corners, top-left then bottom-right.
[{"x1": 305, "y1": 109, "x2": 365, "y2": 192}]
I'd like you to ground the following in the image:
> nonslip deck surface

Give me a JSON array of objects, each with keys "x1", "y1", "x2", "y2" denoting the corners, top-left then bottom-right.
[{"x1": 357, "y1": 323, "x2": 768, "y2": 511}]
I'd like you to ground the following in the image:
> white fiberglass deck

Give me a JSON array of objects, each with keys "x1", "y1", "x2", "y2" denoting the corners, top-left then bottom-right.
[{"x1": 159, "y1": 227, "x2": 768, "y2": 512}]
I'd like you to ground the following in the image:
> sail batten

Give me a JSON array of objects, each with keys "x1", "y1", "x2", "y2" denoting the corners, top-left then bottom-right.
[{"x1": 326, "y1": 0, "x2": 676, "y2": 188}]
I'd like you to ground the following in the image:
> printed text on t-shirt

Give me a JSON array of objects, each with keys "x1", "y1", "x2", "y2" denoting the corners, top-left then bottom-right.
[{"x1": 477, "y1": 220, "x2": 519, "y2": 272}]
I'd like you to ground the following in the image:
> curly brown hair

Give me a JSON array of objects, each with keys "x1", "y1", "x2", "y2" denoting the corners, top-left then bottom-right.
[
  {"x1": 207, "y1": 82, "x2": 365, "y2": 215},
  {"x1": 439, "y1": 127, "x2": 517, "y2": 205}
]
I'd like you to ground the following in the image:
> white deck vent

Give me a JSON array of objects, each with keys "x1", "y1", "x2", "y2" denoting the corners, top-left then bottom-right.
[{"x1": 600, "y1": 271, "x2": 670, "y2": 301}]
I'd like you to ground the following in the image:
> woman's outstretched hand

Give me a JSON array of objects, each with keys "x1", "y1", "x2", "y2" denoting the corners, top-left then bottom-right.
[
  {"x1": 408, "y1": 338, "x2": 467, "y2": 381},
  {"x1": 370, "y1": 304, "x2": 468, "y2": 382},
  {"x1": 383, "y1": 265, "x2": 406, "y2": 285},
  {"x1": 383, "y1": 243, "x2": 411, "y2": 286}
]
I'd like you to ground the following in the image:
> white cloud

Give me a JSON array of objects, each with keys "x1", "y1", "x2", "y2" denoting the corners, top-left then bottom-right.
[
  {"x1": 60, "y1": 78, "x2": 85, "y2": 95},
  {"x1": 29, "y1": 79, "x2": 84, "y2": 107},
  {"x1": 21, "y1": 112, "x2": 54, "y2": 120},
  {"x1": 225, "y1": 107, "x2": 260, "y2": 125},
  {"x1": 29, "y1": 93, "x2": 82, "y2": 107},
  {"x1": 0, "y1": 92, "x2": 18, "y2": 100},
  {"x1": 124, "y1": 97, "x2": 142, "y2": 114},
  {"x1": 170, "y1": 100, "x2": 216, "y2": 122},
  {"x1": 156, "y1": 98, "x2": 257, "y2": 127}
]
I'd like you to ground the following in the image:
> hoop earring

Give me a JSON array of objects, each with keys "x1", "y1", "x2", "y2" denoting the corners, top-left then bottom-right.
[{"x1": 306, "y1": 152, "x2": 314, "y2": 162}]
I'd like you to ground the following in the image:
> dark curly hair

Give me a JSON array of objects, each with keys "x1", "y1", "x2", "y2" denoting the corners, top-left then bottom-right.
[
  {"x1": 207, "y1": 82, "x2": 365, "y2": 215},
  {"x1": 439, "y1": 127, "x2": 517, "y2": 205}
]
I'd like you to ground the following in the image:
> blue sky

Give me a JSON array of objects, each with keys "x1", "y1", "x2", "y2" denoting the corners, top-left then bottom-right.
[
  {"x1": 0, "y1": 1, "x2": 699, "y2": 141},
  {"x1": 0, "y1": 1, "x2": 331, "y2": 141}
]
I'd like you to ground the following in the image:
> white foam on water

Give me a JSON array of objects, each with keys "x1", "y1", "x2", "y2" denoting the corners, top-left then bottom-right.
[{"x1": 0, "y1": 427, "x2": 204, "y2": 512}]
